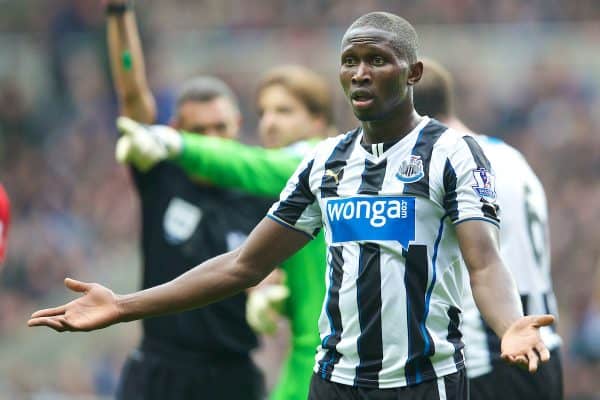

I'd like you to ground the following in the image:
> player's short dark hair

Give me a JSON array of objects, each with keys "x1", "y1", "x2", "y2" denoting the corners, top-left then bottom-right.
[
  {"x1": 344, "y1": 12, "x2": 419, "y2": 64},
  {"x1": 413, "y1": 58, "x2": 454, "y2": 119},
  {"x1": 257, "y1": 65, "x2": 334, "y2": 126},
  {"x1": 176, "y1": 76, "x2": 240, "y2": 112}
]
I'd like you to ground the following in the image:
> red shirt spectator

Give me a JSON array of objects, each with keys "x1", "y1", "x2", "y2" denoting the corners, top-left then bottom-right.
[{"x1": 0, "y1": 184, "x2": 10, "y2": 264}]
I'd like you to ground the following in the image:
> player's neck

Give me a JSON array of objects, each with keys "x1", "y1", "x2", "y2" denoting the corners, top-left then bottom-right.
[{"x1": 361, "y1": 108, "x2": 423, "y2": 145}]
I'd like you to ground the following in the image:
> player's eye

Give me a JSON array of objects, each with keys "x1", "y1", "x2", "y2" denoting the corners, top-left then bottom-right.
[
  {"x1": 343, "y1": 56, "x2": 357, "y2": 66},
  {"x1": 372, "y1": 56, "x2": 385, "y2": 66},
  {"x1": 276, "y1": 106, "x2": 293, "y2": 115}
]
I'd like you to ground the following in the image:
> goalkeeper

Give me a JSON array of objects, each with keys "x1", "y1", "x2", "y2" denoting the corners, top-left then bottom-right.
[{"x1": 117, "y1": 65, "x2": 334, "y2": 400}]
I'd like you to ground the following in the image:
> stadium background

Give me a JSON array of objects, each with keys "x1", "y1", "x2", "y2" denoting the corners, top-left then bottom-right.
[{"x1": 0, "y1": 0, "x2": 599, "y2": 398}]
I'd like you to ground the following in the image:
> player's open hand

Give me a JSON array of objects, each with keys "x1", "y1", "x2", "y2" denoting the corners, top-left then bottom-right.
[
  {"x1": 500, "y1": 314, "x2": 555, "y2": 373},
  {"x1": 28, "y1": 278, "x2": 122, "y2": 332}
]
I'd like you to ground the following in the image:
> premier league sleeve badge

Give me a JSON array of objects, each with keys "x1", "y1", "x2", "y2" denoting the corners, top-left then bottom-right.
[{"x1": 471, "y1": 168, "x2": 496, "y2": 201}]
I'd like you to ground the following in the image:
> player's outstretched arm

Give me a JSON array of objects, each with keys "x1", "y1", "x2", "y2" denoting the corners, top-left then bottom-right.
[
  {"x1": 106, "y1": 0, "x2": 156, "y2": 124},
  {"x1": 456, "y1": 220, "x2": 554, "y2": 372},
  {"x1": 28, "y1": 218, "x2": 310, "y2": 332}
]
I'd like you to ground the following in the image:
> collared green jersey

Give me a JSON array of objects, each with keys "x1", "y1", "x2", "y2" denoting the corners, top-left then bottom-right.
[{"x1": 175, "y1": 133, "x2": 326, "y2": 400}]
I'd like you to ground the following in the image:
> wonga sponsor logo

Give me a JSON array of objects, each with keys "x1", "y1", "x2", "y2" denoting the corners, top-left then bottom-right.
[{"x1": 325, "y1": 196, "x2": 416, "y2": 248}]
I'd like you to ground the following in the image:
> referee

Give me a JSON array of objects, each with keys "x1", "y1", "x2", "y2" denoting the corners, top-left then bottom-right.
[
  {"x1": 105, "y1": 1, "x2": 269, "y2": 399},
  {"x1": 115, "y1": 65, "x2": 334, "y2": 400},
  {"x1": 31, "y1": 12, "x2": 554, "y2": 400}
]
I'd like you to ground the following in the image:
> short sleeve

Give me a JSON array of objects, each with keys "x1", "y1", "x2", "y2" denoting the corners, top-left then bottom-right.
[
  {"x1": 267, "y1": 149, "x2": 323, "y2": 238},
  {"x1": 442, "y1": 136, "x2": 500, "y2": 227}
]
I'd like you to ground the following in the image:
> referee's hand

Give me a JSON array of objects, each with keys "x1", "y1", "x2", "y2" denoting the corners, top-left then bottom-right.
[
  {"x1": 28, "y1": 278, "x2": 122, "y2": 332},
  {"x1": 500, "y1": 314, "x2": 555, "y2": 373}
]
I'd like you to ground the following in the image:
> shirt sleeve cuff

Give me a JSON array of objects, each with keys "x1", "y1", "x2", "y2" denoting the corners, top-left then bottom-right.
[{"x1": 266, "y1": 214, "x2": 316, "y2": 239}]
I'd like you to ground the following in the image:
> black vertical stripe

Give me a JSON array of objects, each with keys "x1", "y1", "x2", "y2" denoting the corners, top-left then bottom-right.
[
  {"x1": 321, "y1": 129, "x2": 360, "y2": 198},
  {"x1": 462, "y1": 135, "x2": 500, "y2": 222},
  {"x1": 462, "y1": 136, "x2": 492, "y2": 171},
  {"x1": 520, "y1": 294, "x2": 530, "y2": 316},
  {"x1": 404, "y1": 244, "x2": 436, "y2": 384},
  {"x1": 318, "y1": 246, "x2": 345, "y2": 380},
  {"x1": 354, "y1": 243, "x2": 384, "y2": 387},
  {"x1": 403, "y1": 119, "x2": 448, "y2": 198},
  {"x1": 273, "y1": 159, "x2": 316, "y2": 225},
  {"x1": 447, "y1": 306, "x2": 464, "y2": 366},
  {"x1": 358, "y1": 158, "x2": 388, "y2": 195},
  {"x1": 443, "y1": 158, "x2": 459, "y2": 221}
]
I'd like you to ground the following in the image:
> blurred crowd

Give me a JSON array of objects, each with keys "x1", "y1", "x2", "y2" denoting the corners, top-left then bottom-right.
[{"x1": 0, "y1": 0, "x2": 599, "y2": 398}]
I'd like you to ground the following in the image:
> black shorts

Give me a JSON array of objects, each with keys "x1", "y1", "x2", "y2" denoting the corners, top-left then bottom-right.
[
  {"x1": 469, "y1": 349, "x2": 563, "y2": 400},
  {"x1": 115, "y1": 347, "x2": 265, "y2": 400},
  {"x1": 309, "y1": 369, "x2": 468, "y2": 400}
]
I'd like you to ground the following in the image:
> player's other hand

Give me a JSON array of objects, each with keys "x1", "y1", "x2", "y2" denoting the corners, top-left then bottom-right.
[
  {"x1": 28, "y1": 278, "x2": 123, "y2": 332},
  {"x1": 500, "y1": 314, "x2": 555, "y2": 373},
  {"x1": 246, "y1": 284, "x2": 289, "y2": 335},
  {"x1": 115, "y1": 116, "x2": 182, "y2": 172}
]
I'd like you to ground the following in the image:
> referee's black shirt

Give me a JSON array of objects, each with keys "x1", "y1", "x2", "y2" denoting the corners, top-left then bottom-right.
[{"x1": 131, "y1": 163, "x2": 272, "y2": 357}]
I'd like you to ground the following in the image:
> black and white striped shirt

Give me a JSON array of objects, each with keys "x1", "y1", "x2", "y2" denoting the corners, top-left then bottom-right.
[{"x1": 268, "y1": 117, "x2": 499, "y2": 389}]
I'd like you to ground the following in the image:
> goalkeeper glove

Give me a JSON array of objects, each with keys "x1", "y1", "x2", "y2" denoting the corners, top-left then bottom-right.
[
  {"x1": 246, "y1": 284, "x2": 290, "y2": 335},
  {"x1": 115, "y1": 116, "x2": 182, "y2": 172}
]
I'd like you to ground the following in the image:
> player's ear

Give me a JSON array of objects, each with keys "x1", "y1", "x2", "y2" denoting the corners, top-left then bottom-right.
[{"x1": 407, "y1": 61, "x2": 423, "y2": 86}]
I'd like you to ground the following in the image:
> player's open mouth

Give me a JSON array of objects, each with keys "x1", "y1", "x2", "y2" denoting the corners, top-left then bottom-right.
[{"x1": 351, "y1": 90, "x2": 375, "y2": 108}]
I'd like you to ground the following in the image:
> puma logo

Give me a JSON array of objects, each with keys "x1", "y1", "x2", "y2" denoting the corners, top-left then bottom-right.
[{"x1": 325, "y1": 169, "x2": 342, "y2": 184}]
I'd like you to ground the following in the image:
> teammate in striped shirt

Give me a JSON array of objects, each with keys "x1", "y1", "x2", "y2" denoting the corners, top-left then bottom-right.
[
  {"x1": 29, "y1": 12, "x2": 554, "y2": 400},
  {"x1": 414, "y1": 59, "x2": 563, "y2": 399}
]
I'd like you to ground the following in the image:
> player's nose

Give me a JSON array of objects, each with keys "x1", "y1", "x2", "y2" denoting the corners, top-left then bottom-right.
[{"x1": 352, "y1": 62, "x2": 371, "y2": 85}]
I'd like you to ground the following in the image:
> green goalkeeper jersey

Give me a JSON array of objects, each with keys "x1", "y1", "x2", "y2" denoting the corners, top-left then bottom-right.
[{"x1": 175, "y1": 133, "x2": 326, "y2": 400}]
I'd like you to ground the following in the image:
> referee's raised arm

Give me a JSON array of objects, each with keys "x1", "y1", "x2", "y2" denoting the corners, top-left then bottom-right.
[
  {"x1": 106, "y1": 0, "x2": 156, "y2": 124},
  {"x1": 28, "y1": 217, "x2": 310, "y2": 331}
]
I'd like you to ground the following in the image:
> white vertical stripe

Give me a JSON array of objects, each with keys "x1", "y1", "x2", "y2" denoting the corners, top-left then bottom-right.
[
  {"x1": 378, "y1": 143, "x2": 384, "y2": 157},
  {"x1": 436, "y1": 376, "x2": 447, "y2": 400}
]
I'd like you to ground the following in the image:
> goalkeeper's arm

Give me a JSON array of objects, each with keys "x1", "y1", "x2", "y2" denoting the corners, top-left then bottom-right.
[
  {"x1": 174, "y1": 133, "x2": 316, "y2": 197},
  {"x1": 115, "y1": 117, "x2": 316, "y2": 194}
]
